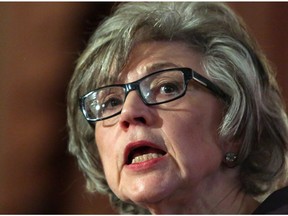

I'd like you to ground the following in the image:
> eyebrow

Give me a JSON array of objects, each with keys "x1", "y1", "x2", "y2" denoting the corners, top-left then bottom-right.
[
  {"x1": 117, "y1": 62, "x2": 181, "y2": 83},
  {"x1": 145, "y1": 62, "x2": 180, "y2": 73}
]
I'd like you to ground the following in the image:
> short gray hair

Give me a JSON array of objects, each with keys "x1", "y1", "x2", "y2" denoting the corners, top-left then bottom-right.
[{"x1": 67, "y1": 2, "x2": 288, "y2": 213}]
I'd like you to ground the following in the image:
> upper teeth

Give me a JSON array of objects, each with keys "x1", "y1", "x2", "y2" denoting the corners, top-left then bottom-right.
[{"x1": 131, "y1": 153, "x2": 162, "y2": 164}]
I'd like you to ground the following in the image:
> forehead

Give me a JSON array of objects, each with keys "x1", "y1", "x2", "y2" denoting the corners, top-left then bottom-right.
[{"x1": 114, "y1": 41, "x2": 203, "y2": 83}]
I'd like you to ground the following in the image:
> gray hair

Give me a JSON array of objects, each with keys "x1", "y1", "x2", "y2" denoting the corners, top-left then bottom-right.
[{"x1": 67, "y1": 2, "x2": 288, "y2": 214}]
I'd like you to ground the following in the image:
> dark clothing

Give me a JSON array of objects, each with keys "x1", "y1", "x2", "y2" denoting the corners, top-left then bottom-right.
[{"x1": 253, "y1": 186, "x2": 288, "y2": 214}]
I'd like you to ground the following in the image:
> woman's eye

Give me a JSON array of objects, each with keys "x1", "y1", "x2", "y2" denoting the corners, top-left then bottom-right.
[
  {"x1": 160, "y1": 83, "x2": 179, "y2": 94},
  {"x1": 104, "y1": 97, "x2": 123, "y2": 109},
  {"x1": 157, "y1": 81, "x2": 181, "y2": 96}
]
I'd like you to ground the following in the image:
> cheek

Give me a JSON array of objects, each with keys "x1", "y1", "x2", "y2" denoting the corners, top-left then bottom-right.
[
  {"x1": 161, "y1": 102, "x2": 224, "y2": 176},
  {"x1": 95, "y1": 127, "x2": 106, "y2": 162},
  {"x1": 163, "y1": 106, "x2": 222, "y2": 147},
  {"x1": 95, "y1": 123, "x2": 119, "y2": 161},
  {"x1": 95, "y1": 127, "x2": 120, "y2": 188}
]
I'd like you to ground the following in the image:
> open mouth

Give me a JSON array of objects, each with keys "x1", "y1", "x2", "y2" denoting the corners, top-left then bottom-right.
[{"x1": 126, "y1": 146, "x2": 166, "y2": 165}]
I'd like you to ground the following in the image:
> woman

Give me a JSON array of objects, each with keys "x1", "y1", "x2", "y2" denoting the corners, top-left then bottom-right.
[{"x1": 67, "y1": 2, "x2": 288, "y2": 214}]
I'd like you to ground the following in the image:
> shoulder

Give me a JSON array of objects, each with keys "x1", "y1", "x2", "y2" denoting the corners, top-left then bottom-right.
[{"x1": 253, "y1": 186, "x2": 288, "y2": 214}]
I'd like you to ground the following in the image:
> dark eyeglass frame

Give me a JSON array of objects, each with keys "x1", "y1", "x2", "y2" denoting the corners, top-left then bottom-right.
[{"x1": 79, "y1": 67, "x2": 230, "y2": 123}]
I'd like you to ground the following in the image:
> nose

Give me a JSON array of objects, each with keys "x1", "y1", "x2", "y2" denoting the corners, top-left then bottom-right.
[{"x1": 119, "y1": 91, "x2": 155, "y2": 130}]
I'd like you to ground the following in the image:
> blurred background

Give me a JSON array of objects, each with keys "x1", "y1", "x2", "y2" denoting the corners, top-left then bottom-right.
[{"x1": 0, "y1": 2, "x2": 287, "y2": 214}]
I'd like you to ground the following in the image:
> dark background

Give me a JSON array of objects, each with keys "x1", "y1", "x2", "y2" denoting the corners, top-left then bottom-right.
[{"x1": 0, "y1": 2, "x2": 287, "y2": 214}]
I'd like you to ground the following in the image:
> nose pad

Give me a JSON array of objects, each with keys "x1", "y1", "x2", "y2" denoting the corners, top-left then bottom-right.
[{"x1": 119, "y1": 91, "x2": 153, "y2": 130}]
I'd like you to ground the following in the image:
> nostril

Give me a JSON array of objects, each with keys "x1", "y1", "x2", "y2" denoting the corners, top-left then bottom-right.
[
  {"x1": 135, "y1": 117, "x2": 146, "y2": 124},
  {"x1": 122, "y1": 121, "x2": 130, "y2": 129},
  {"x1": 120, "y1": 116, "x2": 147, "y2": 129}
]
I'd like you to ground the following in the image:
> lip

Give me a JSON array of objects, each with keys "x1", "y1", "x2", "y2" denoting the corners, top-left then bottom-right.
[
  {"x1": 125, "y1": 154, "x2": 167, "y2": 172},
  {"x1": 124, "y1": 140, "x2": 166, "y2": 169}
]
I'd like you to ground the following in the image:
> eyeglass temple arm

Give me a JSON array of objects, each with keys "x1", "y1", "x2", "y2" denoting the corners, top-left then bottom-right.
[{"x1": 192, "y1": 71, "x2": 231, "y2": 103}]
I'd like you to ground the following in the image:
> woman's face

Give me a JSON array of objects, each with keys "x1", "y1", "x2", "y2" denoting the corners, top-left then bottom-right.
[{"x1": 95, "y1": 41, "x2": 226, "y2": 208}]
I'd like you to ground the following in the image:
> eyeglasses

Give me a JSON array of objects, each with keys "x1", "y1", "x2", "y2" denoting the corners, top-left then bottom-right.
[{"x1": 79, "y1": 67, "x2": 230, "y2": 123}]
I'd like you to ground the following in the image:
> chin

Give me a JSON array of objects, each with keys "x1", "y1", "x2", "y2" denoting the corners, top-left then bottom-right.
[{"x1": 124, "y1": 180, "x2": 176, "y2": 206}]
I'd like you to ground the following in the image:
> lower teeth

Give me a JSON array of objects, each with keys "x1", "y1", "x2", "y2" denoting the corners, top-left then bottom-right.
[{"x1": 131, "y1": 153, "x2": 162, "y2": 164}]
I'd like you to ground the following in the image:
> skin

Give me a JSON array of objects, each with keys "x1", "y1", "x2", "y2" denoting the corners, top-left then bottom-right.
[{"x1": 95, "y1": 41, "x2": 259, "y2": 214}]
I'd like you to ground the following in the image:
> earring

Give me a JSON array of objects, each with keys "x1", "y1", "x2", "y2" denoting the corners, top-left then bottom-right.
[{"x1": 224, "y1": 152, "x2": 238, "y2": 168}]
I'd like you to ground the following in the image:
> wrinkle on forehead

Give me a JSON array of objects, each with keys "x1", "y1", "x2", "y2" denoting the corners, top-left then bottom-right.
[
  {"x1": 119, "y1": 41, "x2": 200, "y2": 83},
  {"x1": 111, "y1": 41, "x2": 203, "y2": 84},
  {"x1": 126, "y1": 62, "x2": 181, "y2": 82}
]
